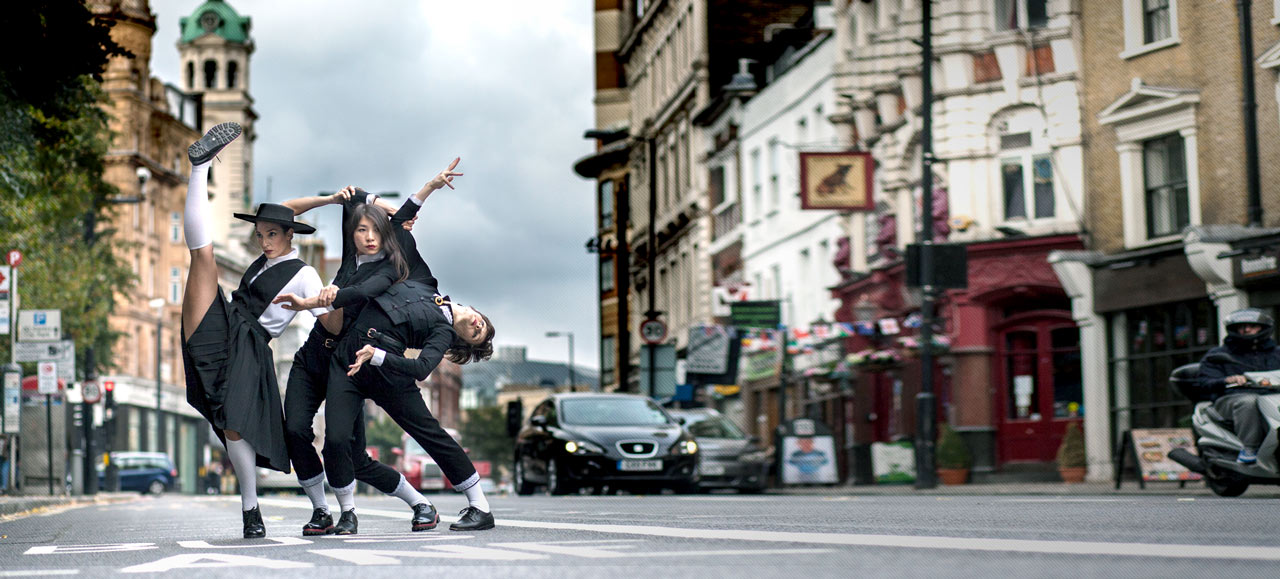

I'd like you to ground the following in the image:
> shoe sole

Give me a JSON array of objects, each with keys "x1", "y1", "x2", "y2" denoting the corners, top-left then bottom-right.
[
  {"x1": 243, "y1": 532, "x2": 266, "y2": 539},
  {"x1": 189, "y1": 122, "x2": 242, "y2": 165},
  {"x1": 449, "y1": 522, "x2": 495, "y2": 531},
  {"x1": 302, "y1": 527, "x2": 332, "y2": 536},
  {"x1": 412, "y1": 514, "x2": 440, "y2": 532}
]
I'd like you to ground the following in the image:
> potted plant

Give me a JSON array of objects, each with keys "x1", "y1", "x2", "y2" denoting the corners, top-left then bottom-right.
[
  {"x1": 1056, "y1": 422, "x2": 1087, "y2": 483},
  {"x1": 936, "y1": 424, "x2": 972, "y2": 485}
]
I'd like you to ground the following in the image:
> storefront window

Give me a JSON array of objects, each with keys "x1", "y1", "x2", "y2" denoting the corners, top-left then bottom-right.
[
  {"x1": 1110, "y1": 300, "x2": 1215, "y2": 429},
  {"x1": 1006, "y1": 331, "x2": 1039, "y2": 419},
  {"x1": 1052, "y1": 328, "x2": 1082, "y2": 418}
]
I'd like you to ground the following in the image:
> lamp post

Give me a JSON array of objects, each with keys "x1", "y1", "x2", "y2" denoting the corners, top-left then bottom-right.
[
  {"x1": 148, "y1": 297, "x2": 165, "y2": 454},
  {"x1": 546, "y1": 331, "x2": 576, "y2": 392}
]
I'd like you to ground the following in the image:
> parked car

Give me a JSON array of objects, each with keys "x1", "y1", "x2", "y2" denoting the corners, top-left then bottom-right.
[
  {"x1": 99, "y1": 451, "x2": 179, "y2": 495},
  {"x1": 667, "y1": 408, "x2": 770, "y2": 493},
  {"x1": 394, "y1": 428, "x2": 460, "y2": 492},
  {"x1": 512, "y1": 393, "x2": 700, "y2": 495}
]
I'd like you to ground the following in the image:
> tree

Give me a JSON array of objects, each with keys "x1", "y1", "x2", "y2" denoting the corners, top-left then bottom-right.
[
  {"x1": 460, "y1": 406, "x2": 515, "y2": 467},
  {"x1": 0, "y1": 1, "x2": 135, "y2": 378}
]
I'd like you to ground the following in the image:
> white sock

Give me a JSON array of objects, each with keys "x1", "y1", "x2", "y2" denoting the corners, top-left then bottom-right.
[
  {"x1": 225, "y1": 438, "x2": 258, "y2": 511},
  {"x1": 463, "y1": 482, "x2": 490, "y2": 513},
  {"x1": 184, "y1": 161, "x2": 212, "y2": 250},
  {"x1": 299, "y1": 473, "x2": 329, "y2": 513},
  {"x1": 333, "y1": 481, "x2": 356, "y2": 513},
  {"x1": 390, "y1": 475, "x2": 429, "y2": 507}
]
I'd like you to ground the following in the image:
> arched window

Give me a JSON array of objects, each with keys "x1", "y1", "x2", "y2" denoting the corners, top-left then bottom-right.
[
  {"x1": 203, "y1": 60, "x2": 218, "y2": 90},
  {"x1": 186, "y1": 62, "x2": 195, "y2": 90},
  {"x1": 227, "y1": 61, "x2": 238, "y2": 90},
  {"x1": 990, "y1": 107, "x2": 1054, "y2": 221}
]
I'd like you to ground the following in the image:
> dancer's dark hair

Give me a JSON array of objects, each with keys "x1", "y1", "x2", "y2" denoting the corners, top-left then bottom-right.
[
  {"x1": 446, "y1": 311, "x2": 495, "y2": 364},
  {"x1": 347, "y1": 203, "x2": 410, "y2": 284}
]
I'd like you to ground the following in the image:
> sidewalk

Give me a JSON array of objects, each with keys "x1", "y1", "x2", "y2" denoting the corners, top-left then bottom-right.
[
  {"x1": 770, "y1": 479, "x2": 1280, "y2": 497},
  {"x1": 0, "y1": 492, "x2": 142, "y2": 518}
]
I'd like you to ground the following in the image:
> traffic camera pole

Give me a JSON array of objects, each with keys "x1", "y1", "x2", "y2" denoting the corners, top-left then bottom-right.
[{"x1": 914, "y1": 0, "x2": 939, "y2": 490}]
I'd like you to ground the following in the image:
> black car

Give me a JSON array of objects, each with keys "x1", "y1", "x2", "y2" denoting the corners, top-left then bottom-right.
[
  {"x1": 512, "y1": 393, "x2": 699, "y2": 495},
  {"x1": 668, "y1": 408, "x2": 770, "y2": 493}
]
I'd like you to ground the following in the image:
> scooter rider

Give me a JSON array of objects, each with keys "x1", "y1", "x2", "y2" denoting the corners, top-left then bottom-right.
[{"x1": 1197, "y1": 308, "x2": 1280, "y2": 464}]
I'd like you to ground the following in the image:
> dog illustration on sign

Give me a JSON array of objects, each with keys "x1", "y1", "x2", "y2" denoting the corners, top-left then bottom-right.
[{"x1": 815, "y1": 164, "x2": 854, "y2": 197}]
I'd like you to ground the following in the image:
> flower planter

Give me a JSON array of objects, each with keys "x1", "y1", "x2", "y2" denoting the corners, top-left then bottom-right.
[
  {"x1": 1058, "y1": 467, "x2": 1087, "y2": 484},
  {"x1": 938, "y1": 468, "x2": 969, "y2": 485}
]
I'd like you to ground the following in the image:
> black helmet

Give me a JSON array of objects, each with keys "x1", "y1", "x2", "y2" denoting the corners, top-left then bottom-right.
[{"x1": 1225, "y1": 308, "x2": 1274, "y2": 348}]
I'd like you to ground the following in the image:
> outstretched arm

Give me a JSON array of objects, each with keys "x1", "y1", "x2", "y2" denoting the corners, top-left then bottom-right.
[
  {"x1": 349, "y1": 326, "x2": 453, "y2": 380},
  {"x1": 282, "y1": 190, "x2": 347, "y2": 216},
  {"x1": 411, "y1": 157, "x2": 463, "y2": 203}
]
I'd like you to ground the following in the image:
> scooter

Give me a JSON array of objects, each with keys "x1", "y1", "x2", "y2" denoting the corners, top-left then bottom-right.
[{"x1": 1167, "y1": 353, "x2": 1280, "y2": 496}]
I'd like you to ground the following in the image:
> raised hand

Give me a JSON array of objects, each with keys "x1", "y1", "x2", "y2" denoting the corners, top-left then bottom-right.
[
  {"x1": 318, "y1": 284, "x2": 339, "y2": 306},
  {"x1": 347, "y1": 344, "x2": 377, "y2": 376},
  {"x1": 272, "y1": 293, "x2": 310, "y2": 311},
  {"x1": 427, "y1": 157, "x2": 463, "y2": 191},
  {"x1": 403, "y1": 215, "x2": 418, "y2": 231}
]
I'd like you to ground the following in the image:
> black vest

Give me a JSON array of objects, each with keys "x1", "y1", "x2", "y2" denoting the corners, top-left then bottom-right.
[
  {"x1": 372, "y1": 280, "x2": 440, "y2": 335},
  {"x1": 231, "y1": 255, "x2": 307, "y2": 319}
]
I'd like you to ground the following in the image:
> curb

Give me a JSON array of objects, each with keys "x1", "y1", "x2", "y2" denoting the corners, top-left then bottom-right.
[{"x1": 0, "y1": 493, "x2": 142, "y2": 518}]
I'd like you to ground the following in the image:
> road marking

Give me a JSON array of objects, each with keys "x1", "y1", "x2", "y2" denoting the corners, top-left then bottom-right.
[
  {"x1": 177, "y1": 537, "x2": 312, "y2": 549},
  {"x1": 490, "y1": 540, "x2": 830, "y2": 559},
  {"x1": 311, "y1": 546, "x2": 546, "y2": 563},
  {"x1": 120, "y1": 554, "x2": 312, "y2": 573},
  {"x1": 26, "y1": 543, "x2": 157, "y2": 555},
  {"x1": 253, "y1": 496, "x2": 1280, "y2": 561}
]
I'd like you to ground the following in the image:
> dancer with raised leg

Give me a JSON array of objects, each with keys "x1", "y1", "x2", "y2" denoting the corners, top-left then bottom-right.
[{"x1": 180, "y1": 122, "x2": 335, "y2": 539}]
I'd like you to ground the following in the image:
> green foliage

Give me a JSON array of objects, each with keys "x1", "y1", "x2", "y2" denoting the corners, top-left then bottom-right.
[
  {"x1": 364, "y1": 416, "x2": 406, "y2": 466},
  {"x1": 1056, "y1": 422, "x2": 1086, "y2": 468},
  {"x1": 936, "y1": 423, "x2": 972, "y2": 470},
  {"x1": 460, "y1": 405, "x2": 515, "y2": 467},
  {"x1": 0, "y1": 2, "x2": 134, "y2": 378}
]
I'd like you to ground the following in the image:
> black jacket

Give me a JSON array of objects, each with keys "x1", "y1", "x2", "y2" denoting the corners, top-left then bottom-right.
[
  {"x1": 340, "y1": 280, "x2": 455, "y2": 381},
  {"x1": 1196, "y1": 337, "x2": 1280, "y2": 401}
]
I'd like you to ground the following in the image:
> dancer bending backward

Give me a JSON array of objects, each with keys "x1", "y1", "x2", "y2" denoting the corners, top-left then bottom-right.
[
  {"x1": 276, "y1": 163, "x2": 459, "y2": 536},
  {"x1": 325, "y1": 279, "x2": 496, "y2": 532},
  {"x1": 180, "y1": 122, "x2": 335, "y2": 539}
]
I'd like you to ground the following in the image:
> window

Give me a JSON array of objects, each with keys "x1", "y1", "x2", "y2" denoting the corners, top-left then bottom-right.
[
  {"x1": 993, "y1": 108, "x2": 1055, "y2": 222},
  {"x1": 601, "y1": 258, "x2": 615, "y2": 293},
  {"x1": 170, "y1": 212, "x2": 181, "y2": 243},
  {"x1": 709, "y1": 166, "x2": 725, "y2": 208},
  {"x1": 601, "y1": 336, "x2": 616, "y2": 386},
  {"x1": 1143, "y1": 0, "x2": 1172, "y2": 44},
  {"x1": 170, "y1": 267, "x2": 181, "y2": 304},
  {"x1": 973, "y1": 51, "x2": 1002, "y2": 84},
  {"x1": 599, "y1": 179, "x2": 615, "y2": 229},
  {"x1": 994, "y1": 0, "x2": 1048, "y2": 31},
  {"x1": 227, "y1": 61, "x2": 238, "y2": 90},
  {"x1": 203, "y1": 60, "x2": 217, "y2": 90},
  {"x1": 768, "y1": 139, "x2": 780, "y2": 212},
  {"x1": 186, "y1": 62, "x2": 194, "y2": 91},
  {"x1": 1143, "y1": 134, "x2": 1189, "y2": 238},
  {"x1": 1110, "y1": 300, "x2": 1215, "y2": 430},
  {"x1": 750, "y1": 148, "x2": 762, "y2": 220}
]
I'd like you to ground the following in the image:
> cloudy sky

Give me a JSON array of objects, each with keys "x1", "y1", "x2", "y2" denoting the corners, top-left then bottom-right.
[{"x1": 148, "y1": 0, "x2": 600, "y2": 370}]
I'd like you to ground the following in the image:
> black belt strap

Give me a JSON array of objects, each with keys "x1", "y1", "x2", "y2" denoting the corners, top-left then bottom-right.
[{"x1": 365, "y1": 327, "x2": 405, "y2": 355}]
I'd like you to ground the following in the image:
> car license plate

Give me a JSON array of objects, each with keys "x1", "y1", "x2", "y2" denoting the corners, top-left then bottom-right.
[
  {"x1": 618, "y1": 459, "x2": 662, "y2": 472},
  {"x1": 699, "y1": 463, "x2": 725, "y2": 476}
]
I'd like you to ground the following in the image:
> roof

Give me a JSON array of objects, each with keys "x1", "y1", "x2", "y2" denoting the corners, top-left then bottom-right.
[{"x1": 180, "y1": 0, "x2": 251, "y2": 44}]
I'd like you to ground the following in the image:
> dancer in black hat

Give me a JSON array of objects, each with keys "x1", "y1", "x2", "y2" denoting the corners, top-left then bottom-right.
[
  {"x1": 275, "y1": 160, "x2": 461, "y2": 535},
  {"x1": 180, "y1": 122, "x2": 336, "y2": 539}
]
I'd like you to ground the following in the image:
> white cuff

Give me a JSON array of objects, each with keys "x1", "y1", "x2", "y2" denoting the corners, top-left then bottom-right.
[
  {"x1": 410, "y1": 196, "x2": 424, "y2": 206},
  {"x1": 371, "y1": 348, "x2": 387, "y2": 366},
  {"x1": 309, "y1": 305, "x2": 334, "y2": 317},
  {"x1": 365, "y1": 194, "x2": 378, "y2": 205}
]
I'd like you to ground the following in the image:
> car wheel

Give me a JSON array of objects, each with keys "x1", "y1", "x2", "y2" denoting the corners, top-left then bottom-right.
[
  {"x1": 513, "y1": 457, "x2": 537, "y2": 496},
  {"x1": 547, "y1": 458, "x2": 575, "y2": 496},
  {"x1": 148, "y1": 480, "x2": 166, "y2": 496}
]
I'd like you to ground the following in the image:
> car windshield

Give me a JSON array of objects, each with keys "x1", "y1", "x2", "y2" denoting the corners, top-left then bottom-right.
[
  {"x1": 560, "y1": 398, "x2": 672, "y2": 426},
  {"x1": 683, "y1": 414, "x2": 748, "y2": 439}
]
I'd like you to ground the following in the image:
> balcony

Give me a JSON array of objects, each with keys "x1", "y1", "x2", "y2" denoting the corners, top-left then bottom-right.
[{"x1": 712, "y1": 201, "x2": 741, "y2": 242}]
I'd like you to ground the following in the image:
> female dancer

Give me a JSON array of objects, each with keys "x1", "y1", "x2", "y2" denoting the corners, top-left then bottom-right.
[
  {"x1": 180, "y1": 122, "x2": 335, "y2": 539},
  {"x1": 277, "y1": 164, "x2": 459, "y2": 535}
]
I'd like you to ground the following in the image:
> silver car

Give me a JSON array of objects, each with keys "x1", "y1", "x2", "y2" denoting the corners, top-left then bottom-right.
[{"x1": 668, "y1": 408, "x2": 770, "y2": 493}]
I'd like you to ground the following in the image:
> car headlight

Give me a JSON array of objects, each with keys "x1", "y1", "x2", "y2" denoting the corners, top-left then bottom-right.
[
  {"x1": 564, "y1": 440, "x2": 605, "y2": 455},
  {"x1": 672, "y1": 439, "x2": 699, "y2": 455},
  {"x1": 740, "y1": 450, "x2": 770, "y2": 463}
]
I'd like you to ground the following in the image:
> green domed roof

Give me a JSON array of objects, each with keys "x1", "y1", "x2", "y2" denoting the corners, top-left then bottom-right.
[{"x1": 179, "y1": 0, "x2": 251, "y2": 44}]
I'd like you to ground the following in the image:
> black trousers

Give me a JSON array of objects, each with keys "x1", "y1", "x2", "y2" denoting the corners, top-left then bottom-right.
[
  {"x1": 322, "y1": 357, "x2": 477, "y2": 491},
  {"x1": 284, "y1": 339, "x2": 401, "y2": 493}
]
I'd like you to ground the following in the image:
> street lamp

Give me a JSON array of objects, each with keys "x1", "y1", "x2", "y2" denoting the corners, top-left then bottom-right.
[
  {"x1": 545, "y1": 331, "x2": 576, "y2": 393},
  {"x1": 148, "y1": 297, "x2": 165, "y2": 454}
]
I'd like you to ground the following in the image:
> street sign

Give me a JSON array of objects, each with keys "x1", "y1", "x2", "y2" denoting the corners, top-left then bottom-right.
[
  {"x1": 82, "y1": 380, "x2": 102, "y2": 405},
  {"x1": 639, "y1": 343, "x2": 677, "y2": 398},
  {"x1": 18, "y1": 309, "x2": 60, "y2": 342},
  {"x1": 686, "y1": 325, "x2": 730, "y2": 375},
  {"x1": 640, "y1": 319, "x2": 667, "y2": 345},
  {"x1": 3, "y1": 368, "x2": 19, "y2": 434},
  {"x1": 0, "y1": 265, "x2": 8, "y2": 336},
  {"x1": 730, "y1": 300, "x2": 781, "y2": 329},
  {"x1": 6, "y1": 250, "x2": 20, "y2": 268},
  {"x1": 37, "y1": 361, "x2": 57, "y2": 394},
  {"x1": 14, "y1": 340, "x2": 74, "y2": 379}
]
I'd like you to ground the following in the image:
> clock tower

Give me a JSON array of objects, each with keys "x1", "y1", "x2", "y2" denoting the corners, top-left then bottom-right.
[{"x1": 177, "y1": 0, "x2": 256, "y2": 248}]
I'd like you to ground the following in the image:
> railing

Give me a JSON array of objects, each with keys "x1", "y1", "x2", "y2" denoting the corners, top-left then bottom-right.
[{"x1": 713, "y1": 202, "x2": 740, "y2": 241}]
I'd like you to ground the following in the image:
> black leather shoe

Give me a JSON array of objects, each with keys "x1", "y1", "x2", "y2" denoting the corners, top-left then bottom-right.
[
  {"x1": 188, "y1": 122, "x2": 242, "y2": 165},
  {"x1": 449, "y1": 506, "x2": 494, "y2": 531},
  {"x1": 242, "y1": 506, "x2": 266, "y2": 539},
  {"x1": 302, "y1": 508, "x2": 333, "y2": 536},
  {"x1": 330, "y1": 509, "x2": 358, "y2": 535},
  {"x1": 411, "y1": 503, "x2": 439, "y2": 532}
]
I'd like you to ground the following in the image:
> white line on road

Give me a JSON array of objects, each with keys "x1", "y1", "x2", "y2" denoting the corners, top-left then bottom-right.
[
  {"x1": 0, "y1": 571, "x2": 79, "y2": 577},
  {"x1": 253, "y1": 496, "x2": 1280, "y2": 561}
]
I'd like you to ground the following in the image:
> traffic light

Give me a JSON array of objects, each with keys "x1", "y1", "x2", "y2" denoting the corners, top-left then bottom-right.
[{"x1": 104, "y1": 380, "x2": 115, "y2": 409}]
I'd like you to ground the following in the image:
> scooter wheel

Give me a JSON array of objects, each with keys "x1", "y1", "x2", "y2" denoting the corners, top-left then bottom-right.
[{"x1": 1206, "y1": 475, "x2": 1249, "y2": 497}]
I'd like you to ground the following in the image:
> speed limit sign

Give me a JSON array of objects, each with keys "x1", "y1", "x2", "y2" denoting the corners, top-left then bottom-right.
[
  {"x1": 82, "y1": 380, "x2": 102, "y2": 404},
  {"x1": 640, "y1": 319, "x2": 667, "y2": 345}
]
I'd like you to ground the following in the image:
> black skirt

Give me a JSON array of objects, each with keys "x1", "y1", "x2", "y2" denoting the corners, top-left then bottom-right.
[{"x1": 182, "y1": 287, "x2": 291, "y2": 473}]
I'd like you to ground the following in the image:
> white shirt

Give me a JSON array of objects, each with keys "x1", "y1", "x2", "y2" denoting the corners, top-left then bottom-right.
[{"x1": 247, "y1": 248, "x2": 332, "y2": 338}]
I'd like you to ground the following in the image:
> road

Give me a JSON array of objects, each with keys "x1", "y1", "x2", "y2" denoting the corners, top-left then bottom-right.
[{"x1": 2, "y1": 491, "x2": 1280, "y2": 577}]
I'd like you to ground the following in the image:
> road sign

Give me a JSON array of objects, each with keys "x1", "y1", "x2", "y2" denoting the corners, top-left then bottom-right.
[
  {"x1": 6, "y1": 250, "x2": 20, "y2": 268},
  {"x1": 3, "y1": 368, "x2": 19, "y2": 434},
  {"x1": 82, "y1": 380, "x2": 102, "y2": 404},
  {"x1": 14, "y1": 340, "x2": 74, "y2": 379},
  {"x1": 686, "y1": 325, "x2": 730, "y2": 375},
  {"x1": 640, "y1": 319, "x2": 667, "y2": 345},
  {"x1": 18, "y1": 309, "x2": 60, "y2": 342},
  {"x1": 37, "y1": 362, "x2": 57, "y2": 394},
  {"x1": 730, "y1": 300, "x2": 781, "y2": 329},
  {"x1": 0, "y1": 265, "x2": 8, "y2": 336}
]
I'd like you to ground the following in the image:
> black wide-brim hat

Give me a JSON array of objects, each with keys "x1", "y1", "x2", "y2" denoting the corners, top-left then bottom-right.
[{"x1": 233, "y1": 203, "x2": 316, "y2": 234}]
